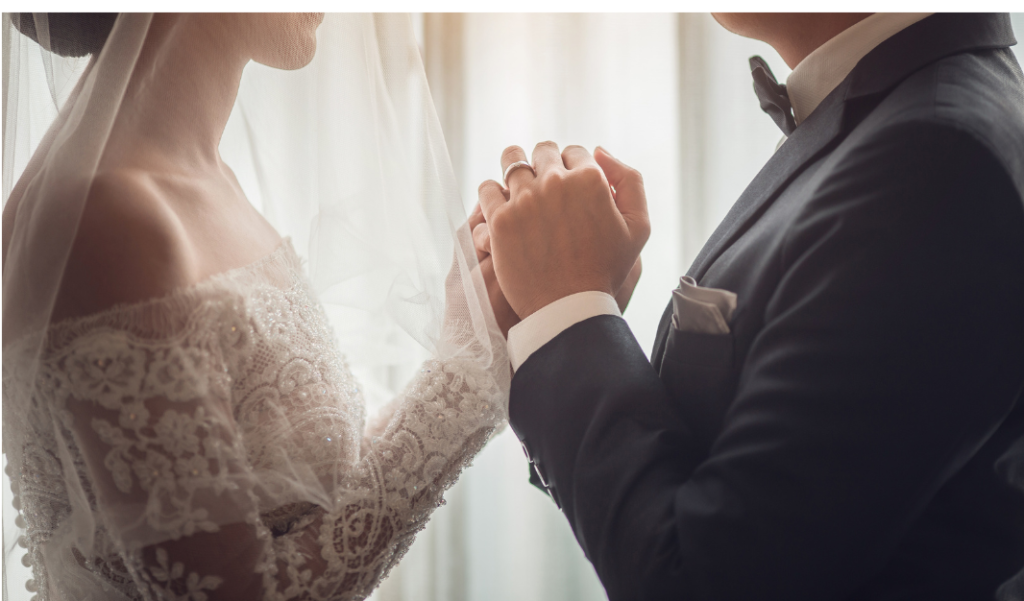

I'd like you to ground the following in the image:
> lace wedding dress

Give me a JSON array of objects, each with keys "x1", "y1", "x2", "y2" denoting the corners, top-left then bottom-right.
[{"x1": 3, "y1": 238, "x2": 504, "y2": 601}]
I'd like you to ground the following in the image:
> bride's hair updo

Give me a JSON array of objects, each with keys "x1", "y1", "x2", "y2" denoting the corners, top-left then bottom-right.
[{"x1": 13, "y1": 13, "x2": 118, "y2": 57}]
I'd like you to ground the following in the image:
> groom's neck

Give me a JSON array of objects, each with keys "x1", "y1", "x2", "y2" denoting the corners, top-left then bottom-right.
[{"x1": 712, "y1": 13, "x2": 873, "y2": 69}]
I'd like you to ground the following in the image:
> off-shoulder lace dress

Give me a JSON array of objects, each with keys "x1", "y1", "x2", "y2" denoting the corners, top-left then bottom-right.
[{"x1": 2, "y1": 239, "x2": 505, "y2": 601}]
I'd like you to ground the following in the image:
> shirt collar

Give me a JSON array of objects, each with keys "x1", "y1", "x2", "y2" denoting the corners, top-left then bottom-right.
[{"x1": 786, "y1": 13, "x2": 933, "y2": 125}]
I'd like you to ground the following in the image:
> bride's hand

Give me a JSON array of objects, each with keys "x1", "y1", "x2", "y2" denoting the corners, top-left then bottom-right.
[{"x1": 469, "y1": 202, "x2": 519, "y2": 338}]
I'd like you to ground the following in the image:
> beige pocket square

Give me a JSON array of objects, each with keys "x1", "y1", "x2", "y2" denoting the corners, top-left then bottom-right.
[{"x1": 671, "y1": 276, "x2": 737, "y2": 335}]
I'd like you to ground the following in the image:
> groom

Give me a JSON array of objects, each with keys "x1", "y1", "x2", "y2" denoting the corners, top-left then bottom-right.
[{"x1": 474, "y1": 13, "x2": 1024, "y2": 601}]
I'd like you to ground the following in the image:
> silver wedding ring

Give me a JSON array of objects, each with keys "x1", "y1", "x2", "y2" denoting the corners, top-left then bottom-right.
[{"x1": 503, "y1": 160, "x2": 535, "y2": 188}]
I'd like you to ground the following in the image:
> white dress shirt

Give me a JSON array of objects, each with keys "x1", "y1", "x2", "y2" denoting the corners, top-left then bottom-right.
[{"x1": 506, "y1": 13, "x2": 932, "y2": 372}]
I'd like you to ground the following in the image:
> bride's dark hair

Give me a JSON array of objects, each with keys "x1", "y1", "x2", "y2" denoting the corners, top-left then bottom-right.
[{"x1": 13, "y1": 13, "x2": 118, "y2": 58}]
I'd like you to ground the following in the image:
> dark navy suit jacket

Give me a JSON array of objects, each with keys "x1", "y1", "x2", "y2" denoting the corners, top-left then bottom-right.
[{"x1": 509, "y1": 14, "x2": 1024, "y2": 601}]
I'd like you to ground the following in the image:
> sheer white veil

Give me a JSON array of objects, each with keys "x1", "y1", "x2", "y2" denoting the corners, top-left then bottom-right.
[{"x1": 2, "y1": 13, "x2": 508, "y2": 599}]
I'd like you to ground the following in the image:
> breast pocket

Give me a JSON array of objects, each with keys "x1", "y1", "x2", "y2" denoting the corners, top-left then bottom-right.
[{"x1": 659, "y1": 327, "x2": 738, "y2": 451}]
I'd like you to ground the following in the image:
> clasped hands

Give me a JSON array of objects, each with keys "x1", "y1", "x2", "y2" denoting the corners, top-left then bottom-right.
[{"x1": 470, "y1": 142, "x2": 650, "y2": 337}]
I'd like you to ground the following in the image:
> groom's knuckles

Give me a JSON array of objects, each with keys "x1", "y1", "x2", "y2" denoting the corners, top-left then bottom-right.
[
  {"x1": 561, "y1": 145, "x2": 595, "y2": 170},
  {"x1": 532, "y1": 141, "x2": 562, "y2": 171},
  {"x1": 568, "y1": 165, "x2": 607, "y2": 196},
  {"x1": 538, "y1": 169, "x2": 566, "y2": 198},
  {"x1": 487, "y1": 205, "x2": 515, "y2": 241},
  {"x1": 508, "y1": 182, "x2": 540, "y2": 214}
]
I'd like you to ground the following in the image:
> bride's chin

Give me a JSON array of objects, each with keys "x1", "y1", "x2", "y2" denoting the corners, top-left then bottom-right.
[
  {"x1": 288, "y1": 42, "x2": 318, "y2": 70},
  {"x1": 249, "y1": 14, "x2": 322, "y2": 71},
  {"x1": 254, "y1": 40, "x2": 317, "y2": 71}
]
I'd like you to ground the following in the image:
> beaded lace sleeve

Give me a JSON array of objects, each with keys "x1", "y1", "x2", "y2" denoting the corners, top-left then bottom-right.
[{"x1": 33, "y1": 273, "x2": 504, "y2": 601}]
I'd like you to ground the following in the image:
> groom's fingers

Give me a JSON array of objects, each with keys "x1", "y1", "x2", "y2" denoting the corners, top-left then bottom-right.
[
  {"x1": 478, "y1": 179, "x2": 507, "y2": 224},
  {"x1": 595, "y1": 147, "x2": 647, "y2": 217},
  {"x1": 595, "y1": 146, "x2": 651, "y2": 247},
  {"x1": 561, "y1": 145, "x2": 599, "y2": 172},
  {"x1": 500, "y1": 145, "x2": 534, "y2": 193},
  {"x1": 532, "y1": 141, "x2": 563, "y2": 175}
]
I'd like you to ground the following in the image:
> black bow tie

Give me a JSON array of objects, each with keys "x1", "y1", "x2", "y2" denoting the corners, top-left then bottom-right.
[{"x1": 750, "y1": 55, "x2": 796, "y2": 136}]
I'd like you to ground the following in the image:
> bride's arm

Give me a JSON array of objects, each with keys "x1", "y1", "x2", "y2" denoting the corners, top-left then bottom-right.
[
  {"x1": 51, "y1": 188, "x2": 275, "y2": 599},
  {"x1": 59, "y1": 325, "x2": 271, "y2": 600},
  {"x1": 62, "y1": 325, "x2": 501, "y2": 601},
  {"x1": 57, "y1": 223, "x2": 504, "y2": 600},
  {"x1": 268, "y1": 256, "x2": 507, "y2": 597},
  {"x1": 266, "y1": 357, "x2": 502, "y2": 600}
]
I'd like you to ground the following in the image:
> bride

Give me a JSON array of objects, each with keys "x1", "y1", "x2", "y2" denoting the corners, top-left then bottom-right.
[{"x1": 2, "y1": 13, "x2": 511, "y2": 601}]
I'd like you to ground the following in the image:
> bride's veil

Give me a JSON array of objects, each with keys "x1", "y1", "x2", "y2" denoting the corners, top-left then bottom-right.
[{"x1": 2, "y1": 13, "x2": 508, "y2": 600}]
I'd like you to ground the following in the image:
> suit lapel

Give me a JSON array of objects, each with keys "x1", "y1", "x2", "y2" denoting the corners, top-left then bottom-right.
[
  {"x1": 685, "y1": 14, "x2": 1015, "y2": 288},
  {"x1": 653, "y1": 83, "x2": 850, "y2": 366},
  {"x1": 651, "y1": 13, "x2": 1017, "y2": 368},
  {"x1": 651, "y1": 300, "x2": 673, "y2": 371},
  {"x1": 689, "y1": 82, "x2": 849, "y2": 283}
]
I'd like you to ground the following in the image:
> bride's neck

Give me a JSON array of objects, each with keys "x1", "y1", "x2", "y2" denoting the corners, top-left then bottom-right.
[{"x1": 109, "y1": 15, "x2": 247, "y2": 172}]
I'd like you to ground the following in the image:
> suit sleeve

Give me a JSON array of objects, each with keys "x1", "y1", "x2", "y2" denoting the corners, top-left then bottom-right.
[{"x1": 507, "y1": 121, "x2": 1024, "y2": 600}]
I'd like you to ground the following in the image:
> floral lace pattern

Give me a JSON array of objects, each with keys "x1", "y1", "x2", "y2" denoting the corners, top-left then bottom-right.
[{"x1": 3, "y1": 240, "x2": 505, "y2": 601}]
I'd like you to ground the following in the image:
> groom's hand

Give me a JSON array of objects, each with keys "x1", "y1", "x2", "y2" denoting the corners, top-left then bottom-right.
[
  {"x1": 615, "y1": 256, "x2": 643, "y2": 312},
  {"x1": 478, "y1": 143, "x2": 650, "y2": 319},
  {"x1": 474, "y1": 218, "x2": 642, "y2": 315}
]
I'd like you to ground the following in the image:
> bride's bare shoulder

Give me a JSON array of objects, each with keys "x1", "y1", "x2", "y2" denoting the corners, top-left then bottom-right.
[{"x1": 52, "y1": 169, "x2": 197, "y2": 321}]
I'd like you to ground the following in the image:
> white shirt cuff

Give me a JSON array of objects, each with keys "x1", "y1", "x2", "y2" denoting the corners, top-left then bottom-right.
[{"x1": 506, "y1": 291, "x2": 621, "y2": 371}]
